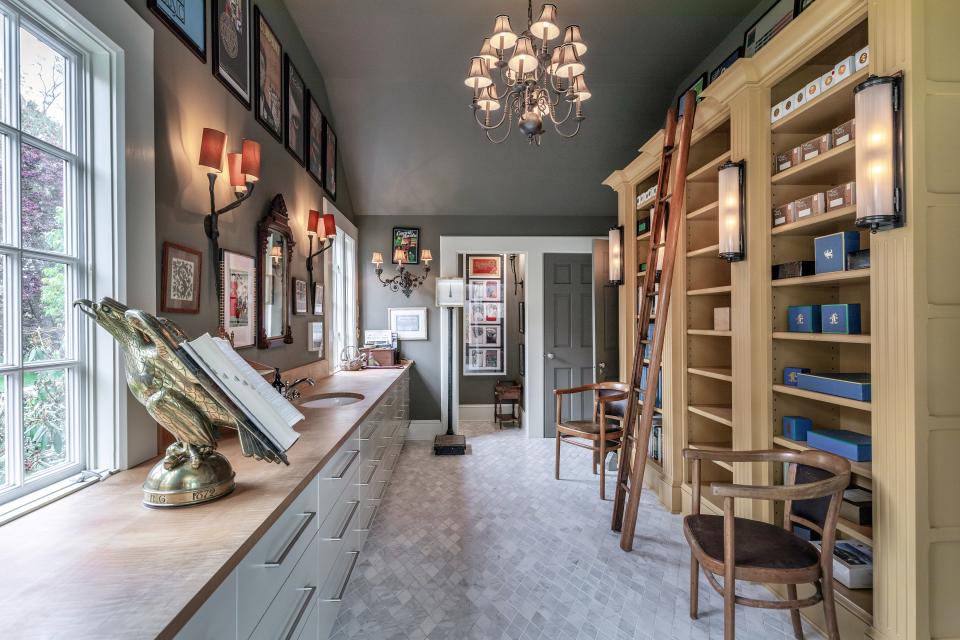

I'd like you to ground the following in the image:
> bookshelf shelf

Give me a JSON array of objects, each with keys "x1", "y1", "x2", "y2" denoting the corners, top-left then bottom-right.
[
  {"x1": 687, "y1": 244, "x2": 721, "y2": 258},
  {"x1": 772, "y1": 269, "x2": 870, "y2": 288},
  {"x1": 772, "y1": 331, "x2": 871, "y2": 344},
  {"x1": 771, "y1": 205, "x2": 857, "y2": 236},
  {"x1": 687, "y1": 151, "x2": 731, "y2": 183},
  {"x1": 688, "y1": 404, "x2": 733, "y2": 427},
  {"x1": 687, "y1": 200, "x2": 719, "y2": 220},
  {"x1": 773, "y1": 436, "x2": 872, "y2": 479},
  {"x1": 687, "y1": 441, "x2": 734, "y2": 471},
  {"x1": 771, "y1": 142, "x2": 856, "y2": 186},
  {"x1": 773, "y1": 384, "x2": 871, "y2": 412},
  {"x1": 688, "y1": 285, "x2": 732, "y2": 296},
  {"x1": 687, "y1": 329, "x2": 732, "y2": 337},
  {"x1": 771, "y1": 68, "x2": 869, "y2": 135},
  {"x1": 688, "y1": 366, "x2": 733, "y2": 382}
]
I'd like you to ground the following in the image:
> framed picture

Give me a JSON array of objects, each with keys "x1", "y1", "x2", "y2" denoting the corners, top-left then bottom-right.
[
  {"x1": 467, "y1": 326, "x2": 485, "y2": 346},
  {"x1": 468, "y1": 279, "x2": 501, "y2": 301},
  {"x1": 677, "y1": 72, "x2": 707, "y2": 118},
  {"x1": 468, "y1": 302, "x2": 501, "y2": 324},
  {"x1": 149, "y1": 0, "x2": 206, "y2": 62},
  {"x1": 436, "y1": 278, "x2": 465, "y2": 307},
  {"x1": 709, "y1": 46, "x2": 743, "y2": 84},
  {"x1": 743, "y1": 0, "x2": 795, "y2": 57},
  {"x1": 519, "y1": 343, "x2": 525, "y2": 376},
  {"x1": 292, "y1": 278, "x2": 308, "y2": 314},
  {"x1": 161, "y1": 242, "x2": 202, "y2": 314},
  {"x1": 313, "y1": 283, "x2": 323, "y2": 315},
  {"x1": 519, "y1": 300, "x2": 525, "y2": 334},
  {"x1": 389, "y1": 307, "x2": 428, "y2": 341},
  {"x1": 307, "y1": 320, "x2": 324, "y2": 357},
  {"x1": 322, "y1": 115, "x2": 338, "y2": 200},
  {"x1": 392, "y1": 227, "x2": 420, "y2": 264},
  {"x1": 467, "y1": 348, "x2": 501, "y2": 371},
  {"x1": 306, "y1": 92, "x2": 323, "y2": 184},
  {"x1": 211, "y1": 0, "x2": 250, "y2": 107},
  {"x1": 220, "y1": 249, "x2": 256, "y2": 348},
  {"x1": 481, "y1": 325, "x2": 501, "y2": 346},
  {"x1": 468, "y1": 255, "x2": 501, "y2": 278},
  {"x1": 284, "y1": 54, "x2": 306, "y2": 165},
  {"x1": 254, "y1": 7, "x2": 283, "y2": 141}
]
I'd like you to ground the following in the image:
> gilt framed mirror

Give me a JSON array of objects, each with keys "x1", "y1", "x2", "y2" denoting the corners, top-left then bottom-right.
[{"x1": 257, "y1": 194, "x2": 295, "y2": 348}]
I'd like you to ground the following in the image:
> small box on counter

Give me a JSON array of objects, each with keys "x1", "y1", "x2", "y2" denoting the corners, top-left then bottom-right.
[
  {"x1": 783, "y1": 366, "x2": 811, "y2": 386},
  {"x1": 788, "y1": 305, "x2": 822, "y2": 333},
  {"x1": 846, "y1": 249, "x2": 870, "y2": 271},
  {"x1": 808, "y1": 428, "x2": 873, "y2": 462},
  {"x1": 797, "y1": 372, "x2": 871, "y2": 402},
  {"x1": 854, "y1": 45, "x2": 870, "y2": 71},
  {"x1": 832, "y1": 118, "x2": 856, "y2": 146},
  {"x1": 772, "y1": 260, "x2": 816, "y2": 280},
  {"x1": 773, "y1": 147, "x2": 801, "y2": 173},
  {"x1": 834, "y1": 55, "x2": 855, "y2": 84},
  {"x1": 826, "y1": 181, "x2": 856, "y2": 210},
  {"x1": 804, "y1": 77, "x2": 823, "y2": 102},
  {"x1": 813, "y1": 541, "x2": 873, "y2": 589},
  {"x1": 801, "y1": 134, "x2": 832, "y2": 161},
  {"x1": 822, "y1": 303, "x2": 862, "y2": 334},
  {"x1": 713, "y1": 307, "x2": 731, "y2": 332},
  {"x1": 795, "y1": 192, "x2": 826, "y2": 220},
  {"x1": 841, "y1": 488, "x2": 873, "y2": 526},
  {"x1": 772, "y1": 202, "x2": 796, "y2": 227},
  {"x1": 783, "y1": 415, "x2": 813, "y2": 441},
  {"x1": 815, "y1": 231, "x2": 861, "y2": 273}
]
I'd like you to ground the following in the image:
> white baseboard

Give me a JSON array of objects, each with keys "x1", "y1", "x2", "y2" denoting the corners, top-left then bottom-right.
[
  {"x1": 407, "y1": 420, "x2": 444, "y2": 440},
  {"x1": 458, "y1": 404, "x2": 496, "y2": 422}
]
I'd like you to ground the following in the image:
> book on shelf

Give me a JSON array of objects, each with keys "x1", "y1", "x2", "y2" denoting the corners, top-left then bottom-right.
[
  {"x1": 841, "y1": 488, "x2": 873, "y2": 525},
  {"x1": 813, "y1": 540, "x2": 873, "y2": 589}
]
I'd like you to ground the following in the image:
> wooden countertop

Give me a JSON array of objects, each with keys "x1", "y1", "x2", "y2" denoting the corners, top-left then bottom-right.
[{"x1": 0, "y1": 364, "x2": 411, "y2": 640}]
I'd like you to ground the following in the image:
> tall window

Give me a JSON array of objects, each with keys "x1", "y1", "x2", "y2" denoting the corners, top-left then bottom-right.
[
  {"x1": 0, "y1": 9, "x2": 85, "y2": 504},
  {"x1": 331, "y1": 227, "x2": 357, "y2": 370}
]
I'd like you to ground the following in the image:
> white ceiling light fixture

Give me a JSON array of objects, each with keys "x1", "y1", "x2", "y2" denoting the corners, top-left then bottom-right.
[{"x1": 464, "y1": 1, "x2": 589, "y2": 145}]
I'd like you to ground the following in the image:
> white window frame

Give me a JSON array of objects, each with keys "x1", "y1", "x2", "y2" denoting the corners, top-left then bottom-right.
[{"x1": 327, "y1": 200, "x2": 357, "y2": 373}]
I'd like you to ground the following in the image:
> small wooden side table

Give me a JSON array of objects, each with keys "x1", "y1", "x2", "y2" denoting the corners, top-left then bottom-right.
[{"x1": 494, "y1": 380, "x2": 522, "y2": 429}]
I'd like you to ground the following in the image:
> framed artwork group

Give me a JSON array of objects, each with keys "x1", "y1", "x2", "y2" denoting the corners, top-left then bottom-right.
[
  {"x1": 159, "y1": 0, "x2": 339, "y2": 200},
  {"x1": 464, "y1": 254, "x2": 506, "y2": 376}
]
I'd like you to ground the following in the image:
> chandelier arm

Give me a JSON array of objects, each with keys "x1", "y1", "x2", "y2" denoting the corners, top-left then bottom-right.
[
  {"x1": 547, "y1": 98, "x2": 575, "y2": 126},
  {"x1": 552, "y1": 117, "x2": 582, "y2": 139},
  {"x1": 474, "y1": 104, "x2": 509, "y2": 130},
  {"x1": 485, "y1": 104, "x2": 515, "y2": 144}
]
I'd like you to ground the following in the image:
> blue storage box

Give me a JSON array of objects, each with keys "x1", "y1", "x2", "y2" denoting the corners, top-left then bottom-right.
[
  {"x1": 783, "y1": 366, "x2": 811, "y2": 386},
  {"x1": 807, "y1": 428, "x2": 872, "y2": 462},
  {"x1": 788, "y1": 305, "x2": 822, "y2": 332},
  {"x1": 814, "y1": 231, "x2": 860, "y2": 274},
  {"x1": 821, "y1": 304, "x2": 862, "y2": 334},
  {"x1": 783, "y1": 416, "x2": 813, "y2": 441},
  {"x1": 796, "y1": 372, "x2": 871, "y2": 402}
]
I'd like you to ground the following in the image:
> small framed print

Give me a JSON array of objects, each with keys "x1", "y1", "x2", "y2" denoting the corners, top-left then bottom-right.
[
  {"x1": 292, "y1": 278, "x2": 308, "y2": 314},
  {"x1": 211, "y1": 0, "x2": 251, "y2": 108},
  {"x1": 469, "y1": 279, "x2": 500, "y2": 301},
  {"x1": 677, "y1": 72, "x2": 707, "y2": 118},
  {"x1": 313, "y1": 283, "x2": 323, "y2": 315},
  {"x1": 743, "y1": 0, "x2": 794, "y2": 57},
  {"x1": 389, "y1": 307, "x2": 428, "y2": 341},
  {"x1": 468, "y1": 302, "x2": 501, "y2": 324},
  {"x1": 220, "y1": 249, "x2": 256, "y2": 348},
  {"x1": 481, "y1": 325, "x2": 501, "y2": 346},
  {"x1": 709, "y1": 46, "x2": 743, "y2": 84},
  {"x1": 468, "y1": 255, "x2": 502, "y2": 278},
  {"x1": 467, "y1": 326, "x2": 485, "y2": 346},
  {"x1": 519, "y1": 343, "x2": 525, "y2": 376},
  {"x1": 436, "y1": 278, "x2": 465, "y2": 307},
  {"x1": 161, "y1": 242, "x2": 202, "y2": 314},
  {"x1": 307, "y1": 320, "x2": 324, "y2": 357},
  {"x1": 322, "y1": 115, "x2": 338, "y2": 200},
  {"x1": 392, "y1": 227, "x2": 420, "y2": 264},
  {"x1": 306, "y1": 92, "x2": 323, "y2": 184},
  {"x1": 254, "y1": 7, "x2": 283, "y2": 141},
  {"x1": 519, "y1": 300, "x2": 525, "y2": 334},
  {"x1": 149, "y1": 0, "x2": 206, "y2": 62},
  {"x1": 284, "y1": 54, "x2": 306, "y2": 165},
  {"x1": 467, "y1": 348, "x2": 501, "y2": 371}
]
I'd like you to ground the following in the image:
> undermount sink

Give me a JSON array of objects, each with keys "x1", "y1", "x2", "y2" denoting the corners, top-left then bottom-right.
[{"x1": 298, "y1": 392, "x2": 365, "y2": 409}]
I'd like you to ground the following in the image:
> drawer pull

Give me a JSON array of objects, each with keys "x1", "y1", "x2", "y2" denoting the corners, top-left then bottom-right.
[
  {"x1": 370, "y1": 446, "x2": 386, "y2": 462},
  {"x1": 357, "y1": 504, "x2": 379, "y2": 532},
  {"x1": 283, "y1": 586, "x2": 317, "y2": 640},
  {"x1": 359, "y1": 423, "x2": 378, "y2": 441},
  {"x1": 323, "y1": 551, "x2": 360, "y2": 603},
  {"x1": 372, "y1": 480, "x2": 388, "y2": 500},
  {"x1": 325, "y1": 449, "x2": 359, "y2": 480},
  {"x1": 324, "y1": 500, "x2": 360, "y2": 541},
  {"x1": 260, "y1": 511, "x2": 316, "y2": 568},
  {"x1": 385, "y1": 452, "x2": 400, "y2": 472},
  {"x1": 358, "y1": 463, "x2": 378, "y2": 486}
]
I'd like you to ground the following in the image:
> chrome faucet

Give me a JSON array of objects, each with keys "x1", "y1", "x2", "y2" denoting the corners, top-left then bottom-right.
[{"x1": 282, "y1": 377, "x2": 316, "y2": 400}]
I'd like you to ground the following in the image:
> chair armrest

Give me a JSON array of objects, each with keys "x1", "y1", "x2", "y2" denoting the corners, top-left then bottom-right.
[
  {"x1": 554, "y1": 384, "x2": 596, "y2": 397},
  {"x1": 710, "y1": 474, "x2": 848, "y2": 502},
  {"x1": 596, "y1": 392, "x2": 629, "y2": 405}
]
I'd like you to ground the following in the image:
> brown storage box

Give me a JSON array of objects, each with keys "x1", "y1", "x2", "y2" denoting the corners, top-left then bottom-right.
[
  {"x1": 801, "y1": 134, "x2": 832, "y2": 161},
  {"x1": 713, "y1": 307, "x2": 731, "y2": 332},
  {"x1": 794, "y1": 193, "x2": 826, "y2": 220},
  {"x1": 826, "y1": 182, "x2": 857, "y2": 211},
  {"x1": 362, "y1": 347, "x2": 397, "y2": 367},
  {"x1": 773, "y1": 202, "x2": 796, "y2": 227},
  {"x1": 832, "y1": 118, "x2": 856, "y2": 146},
  {"x1": 773, "y1": 147, "x2": 802, "y2": 174}
]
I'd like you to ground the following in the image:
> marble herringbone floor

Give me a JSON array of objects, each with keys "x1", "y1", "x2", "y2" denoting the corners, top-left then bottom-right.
[{"x1": 330, "y1": 423, "x2": 824, "y2": 640}]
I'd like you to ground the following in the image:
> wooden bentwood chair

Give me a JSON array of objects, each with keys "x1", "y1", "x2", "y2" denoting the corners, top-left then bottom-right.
[
  {"x1": 554, "y1": 382, "x2": 630, "y2": 500},
  {"x1": 682, "y1": 448, "x2": 851, "y2": 640}
]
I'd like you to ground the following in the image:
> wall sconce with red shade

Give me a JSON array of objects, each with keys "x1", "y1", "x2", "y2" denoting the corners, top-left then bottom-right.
[
  {"x1": 199, "y1": 128, "x2": 261, "y2": 286},
  {"x1": 305, "y1": 209, "x2": 337, "y2": 308}
]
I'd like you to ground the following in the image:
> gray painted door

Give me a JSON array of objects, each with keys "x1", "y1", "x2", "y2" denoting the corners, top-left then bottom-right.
[
  {"x1": 544, "y1": 253, "x2": 595, "y2": 438},
  {"x1": 593, "y1": 239, "x2": 620, "y2": 383}
]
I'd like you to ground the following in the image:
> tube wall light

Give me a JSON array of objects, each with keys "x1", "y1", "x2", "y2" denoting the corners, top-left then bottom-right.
[
  {"x1": 717, "y1": 160, "x2": 745, "y2": 262},
  {"x1": 608, "y1": 225, "x2": 624, "y2": 285},
  {"x1": 854, "y1": 74, "x2": 904, "y2": 231}
]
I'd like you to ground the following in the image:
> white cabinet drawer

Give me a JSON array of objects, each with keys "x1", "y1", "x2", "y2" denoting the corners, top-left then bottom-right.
[
  {"x1": 318, "y1": 447, "x2": 359, "y2": 517},
  {"x1": 175, "y1": 570, "x2": 237, "y2": 640},
  {"x1": 237, "y1": 476, "x2": 320, "y2": 638},
  {"x1": 317, "y1": 548, "x2": 362, "y2": 640},
  {"x1": 357, "y1": 419, "x2": 380, "y2": 442},
  {"x1": 294, "y1": 598, "x2": 320, "y2": 640},
  {"x1": 249, "y1": 533, "x2": 321, "y2": 640}
]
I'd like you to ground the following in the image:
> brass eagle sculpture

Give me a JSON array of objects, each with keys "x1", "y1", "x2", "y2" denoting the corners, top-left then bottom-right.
[{"x1": 75, "y1": 298, "x2": 288, "y2": 505}]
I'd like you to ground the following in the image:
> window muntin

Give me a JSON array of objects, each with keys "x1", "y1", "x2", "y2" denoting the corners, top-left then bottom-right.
[{"x1": 331, "y1": 227, "x2": 357, "y2": 371}]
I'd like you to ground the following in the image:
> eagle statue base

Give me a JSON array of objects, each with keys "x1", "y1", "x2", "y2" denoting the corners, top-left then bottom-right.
[{"x1": 142, "y1": 447, "x2": 235, "y2": 507}]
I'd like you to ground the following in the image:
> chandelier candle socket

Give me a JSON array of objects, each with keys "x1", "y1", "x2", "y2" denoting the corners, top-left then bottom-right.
[
  {"x1": 374, "y1": 248, "x2": 433, "y2": 298},
  {"x1": 465, "y1": 0, "x2": 588, "y2": 144}
]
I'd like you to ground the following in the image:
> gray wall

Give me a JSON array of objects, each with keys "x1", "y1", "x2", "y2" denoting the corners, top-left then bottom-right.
[
  {"x1": 125, "y1": 0, "x2": 355, "y2": 372},
  {"x1": 358, "y1": 216, "x2": 613, "y2": 421}
]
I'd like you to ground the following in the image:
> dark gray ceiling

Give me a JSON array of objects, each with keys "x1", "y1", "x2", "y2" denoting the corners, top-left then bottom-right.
[{"x1": 285, "y1": 0, "x2": 759, "y2": 216}]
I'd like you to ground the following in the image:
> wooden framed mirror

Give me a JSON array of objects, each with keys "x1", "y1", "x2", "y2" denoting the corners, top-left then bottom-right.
[{"x1": 257, "y1": 194, "x2": 295, "y2": 348}]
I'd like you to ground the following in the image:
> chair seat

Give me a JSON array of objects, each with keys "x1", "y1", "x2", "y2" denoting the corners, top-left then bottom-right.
[
  {"x1": 683, "y1": 514, "x2": 822, "y2": 581},
  {"x1": 557, "y1": 419, "x2": 623, "y2": 437}
]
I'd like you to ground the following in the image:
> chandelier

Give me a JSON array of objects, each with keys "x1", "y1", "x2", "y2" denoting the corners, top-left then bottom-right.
[{"x1": 464, "y1": 1, "x2": 589, "y2": 145}]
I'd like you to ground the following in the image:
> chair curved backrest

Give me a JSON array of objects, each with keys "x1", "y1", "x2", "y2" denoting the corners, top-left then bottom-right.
[{"x1": 595, "y1": 381, "x2": 630, "y2": 419}]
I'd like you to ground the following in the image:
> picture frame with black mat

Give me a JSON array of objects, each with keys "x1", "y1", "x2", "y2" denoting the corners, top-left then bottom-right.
[
  {"x1": 211, "y1": 0, "x2": 251, "y2": 108},
  {"x1": 149, "y1": 0, "x2": 206, "y2": 62}
]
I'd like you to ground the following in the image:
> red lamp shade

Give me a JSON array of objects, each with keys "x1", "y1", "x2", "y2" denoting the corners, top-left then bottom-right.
[
  {"x1": 198, "y1": 127, "x2": 226, "y2": 172},
  {"x1": 240, "y1": 139, "x2": 261, "y2": 181},
  {"x1": 307, "y1": 209, "x2": 320, "y2": 237},
  {"x1": 320, "y1": 213, "x2": 336, "y2": 239},
  {"x1": 227, "y1": 152, "x2": 245, "y2": 188}
]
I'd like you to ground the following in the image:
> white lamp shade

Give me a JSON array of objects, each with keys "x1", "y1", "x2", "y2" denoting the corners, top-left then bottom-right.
[
  {"x1": 508, "y1": 36, "x2": 537, "y2": 74},
  {"x1": 371, "y1": 252, "x2": 384, "y2": 265},
  {"x1": 479, "y1": 38, "x2": 499, "y2": 67},
  {"x1": 608, "y1": 226, "x2": 624, "y2": 285},
  {"x1": 464, "y1": 57, "x2": 492, "y2": 89},
  {"x1": 717, "y1": 161, "x2": 744, "y2": 260},
  {"x1": 491, "y1": 15, "x2": 518, "y2": 50},
  {"x1": 421, "y1": 249, "x2": 433, "y2": 263},
  {"x1": 855, "y1": 77, "x2": 901, "y2": 228},
  {"x1": 563, "y1": 25, "x2": 587, "y2": 56},
  {"x1": 531, "y1": 4, "x2": 560, "y2": 41},
  {"x1": 571, "y1": 75, "x2": 591, "y2": 101},
  {"x1": 556, "y1": 44, "x2": 585, "y2": 79},
  {"x1": 476, "y1": 86, "x2": 501, "y2": 111}
]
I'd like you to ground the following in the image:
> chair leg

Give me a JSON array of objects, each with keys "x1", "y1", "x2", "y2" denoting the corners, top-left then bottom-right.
[
  {"x1": 723, "y1": 575, "x2": 735, "y2": 640},
  {"x1": 599, "y1": 439, "x2": 606, "y2": 500},
  {"x1": 821, "y1": 579, "x2": 841, "y2": 640},
  {"x1": 592, "y1": 450, "x2": 599, "y2": 475},
  {"x1": 689, "y1": 554, "x2": 699, "y2": 620},
  {"x1": 554, "y1": 433, "x2": 561, "y2": 480},
  {"x1": 786, "y1": 584, "x2": 804, "y2": 639}
]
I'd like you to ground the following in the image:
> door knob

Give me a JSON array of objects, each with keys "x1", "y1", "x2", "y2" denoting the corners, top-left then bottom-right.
[
  {"x1": 598, "y1": 362, "x2": 606, "y2": 370},
  {"x1": 546, "y1": 352, "x2": 556, "y2": 359}
]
